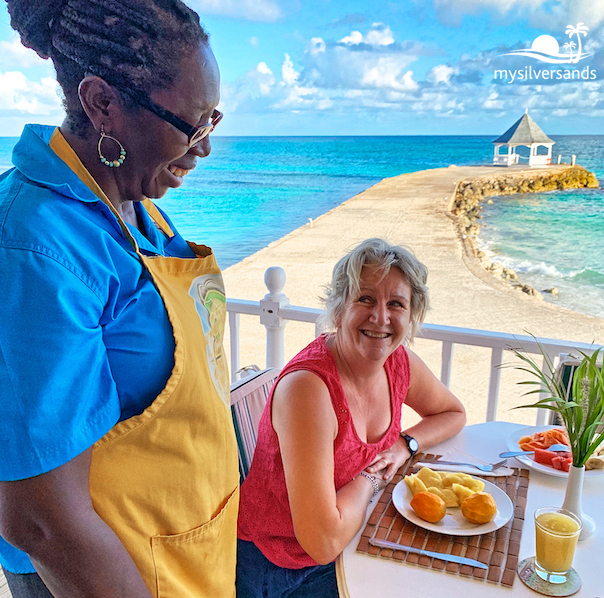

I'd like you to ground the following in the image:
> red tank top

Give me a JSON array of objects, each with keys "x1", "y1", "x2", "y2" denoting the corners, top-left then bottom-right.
[{"x1": 237, "y1": 335, "x2": 410, "y2": 569}]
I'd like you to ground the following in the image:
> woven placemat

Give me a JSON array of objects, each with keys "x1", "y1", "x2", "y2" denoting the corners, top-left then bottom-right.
[{"x1": 356, "y1": 454, "x2": 530, "y2": 587}]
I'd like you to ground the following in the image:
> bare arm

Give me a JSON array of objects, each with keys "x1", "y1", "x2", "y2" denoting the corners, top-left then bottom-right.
[
  {"x1": 0, "y1": 448, "x2": 152, "y2": 598},
  {"x1": 272, "y1": 371, "x2": 387, "y2": 565},
  {"x1": 367, "y1": 348, "x2": 466, "y2": 479}
]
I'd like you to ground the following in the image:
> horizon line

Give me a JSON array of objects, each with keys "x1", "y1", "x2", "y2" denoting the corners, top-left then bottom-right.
[{"x1": 2, "y1": 133, "x2": 604, "y2": 139}]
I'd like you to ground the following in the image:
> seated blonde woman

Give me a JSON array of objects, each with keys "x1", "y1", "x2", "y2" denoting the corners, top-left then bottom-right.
[{"x1": 237, "y1": 238, "x2": 466, "y2": 598}]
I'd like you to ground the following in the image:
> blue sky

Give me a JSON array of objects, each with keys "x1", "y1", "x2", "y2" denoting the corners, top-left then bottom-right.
[{"x1": 1, "y1": 0, "x2": 603, "y2": 136}]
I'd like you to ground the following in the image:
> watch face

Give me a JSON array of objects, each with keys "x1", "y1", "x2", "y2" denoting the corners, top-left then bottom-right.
[{"x1": 404, "y1": 434, "x2": 419, "y2": 454}]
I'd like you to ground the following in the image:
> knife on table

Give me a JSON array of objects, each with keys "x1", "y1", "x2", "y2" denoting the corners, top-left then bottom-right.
[{"x1": 368, "y1": 538, "x2": 489, "y2": 570}]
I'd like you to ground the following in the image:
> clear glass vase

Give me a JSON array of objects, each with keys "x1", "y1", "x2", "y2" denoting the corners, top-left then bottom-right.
[{"x1": 561, "y1": 464, "x2": 596, "y2": 541}]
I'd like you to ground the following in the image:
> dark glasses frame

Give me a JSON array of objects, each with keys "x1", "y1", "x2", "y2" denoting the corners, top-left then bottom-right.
[{"x1": 123, "y1": 88, "x2": 222, "y2": 147}]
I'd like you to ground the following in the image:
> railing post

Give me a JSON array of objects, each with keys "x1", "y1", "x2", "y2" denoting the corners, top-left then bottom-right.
[
  {"x1": 229, "y1": 311, "x2": 240, "y2": 382},
  {"x1": 486, "y1": 347, "x2": 503, "y2": 421},
  {"x1": 260, "y1": 267, "x2": 289, "y2": 368},
  {"x1": 440, "y1": 341, "x2": 454, "y2": 388}
]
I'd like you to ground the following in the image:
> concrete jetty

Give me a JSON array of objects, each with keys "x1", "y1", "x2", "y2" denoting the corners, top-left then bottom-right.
[{"x1": 223, "y1": 164, "x2": 604, "y2": 425}]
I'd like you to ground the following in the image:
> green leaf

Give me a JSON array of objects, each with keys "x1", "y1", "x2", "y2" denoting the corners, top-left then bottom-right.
[{"x1": 511, "y1": 340, "x2": 603, "y2": 464}]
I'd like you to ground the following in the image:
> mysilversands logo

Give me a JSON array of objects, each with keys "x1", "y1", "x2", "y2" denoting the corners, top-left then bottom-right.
[{"x1": 495, "y1": 23, "x2": 596, "y2": 83}]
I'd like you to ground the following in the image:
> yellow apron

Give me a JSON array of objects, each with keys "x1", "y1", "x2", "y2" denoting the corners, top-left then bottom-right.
[{"x1": 50, "y1": 130, "x2": 239, "y2": 598}]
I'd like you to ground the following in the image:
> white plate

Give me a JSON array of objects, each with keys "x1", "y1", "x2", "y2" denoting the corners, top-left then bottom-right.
[
  {"x1": 392, "y1": 476, "x2": 513, "y2": 536},
  {"x1": 506, "y1": 425, "x2": 604, "y2": 478}
]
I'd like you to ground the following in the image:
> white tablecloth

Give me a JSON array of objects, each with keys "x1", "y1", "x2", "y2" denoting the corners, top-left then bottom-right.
[{"x1": 341, "y1": 421, "x2": 604, "y2": 597}]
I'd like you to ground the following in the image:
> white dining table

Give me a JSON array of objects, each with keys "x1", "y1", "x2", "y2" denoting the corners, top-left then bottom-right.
[{"x1": 341, "y1": 421, "x2": 604, "y2": 597}]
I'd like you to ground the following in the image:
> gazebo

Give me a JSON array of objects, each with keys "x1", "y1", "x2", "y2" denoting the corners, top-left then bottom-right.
[{"x1": 492, "y1": 111, "x2": 554, "y2": 167}]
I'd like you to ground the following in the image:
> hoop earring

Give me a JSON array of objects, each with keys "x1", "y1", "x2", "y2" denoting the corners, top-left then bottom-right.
[{"x1": 98, "y1": 124, "x2": 126, "y2": 167}]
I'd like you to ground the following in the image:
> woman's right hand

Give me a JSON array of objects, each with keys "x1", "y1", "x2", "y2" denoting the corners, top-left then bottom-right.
[{"x1": 365, "y1": 437, "x2": 412, "y2": 483}]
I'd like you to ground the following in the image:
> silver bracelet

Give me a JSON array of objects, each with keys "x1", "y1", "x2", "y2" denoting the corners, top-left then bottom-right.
[{"x1": 358, "y1": 471, "x2": 380, "y2": 499}]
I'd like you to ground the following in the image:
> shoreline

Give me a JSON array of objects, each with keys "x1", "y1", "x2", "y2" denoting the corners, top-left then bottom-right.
[
  {"x1": 448, "y1": 165, "x2": 599, "y2": 302},
  {"x1": 223, "y1": 165, "x2": 604, "y2": 425}
]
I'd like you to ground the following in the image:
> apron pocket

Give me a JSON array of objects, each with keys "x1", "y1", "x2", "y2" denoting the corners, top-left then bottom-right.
[{"x1": 151, "y1": 486, "x2": 239, "y2": 598}]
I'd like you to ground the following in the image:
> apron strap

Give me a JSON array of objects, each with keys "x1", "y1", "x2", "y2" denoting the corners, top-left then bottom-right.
[
  {"x1": 49, "y1": 128, "x2": 141, "y2": 254},
  {"x1": 141, "y1": 199, "x2": 175, "y2": 238}
]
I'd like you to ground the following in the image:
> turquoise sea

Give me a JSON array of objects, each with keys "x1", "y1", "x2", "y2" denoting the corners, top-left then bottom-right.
[{"x1": 1, "y1": 134, "x2": 602, "y2": 319}]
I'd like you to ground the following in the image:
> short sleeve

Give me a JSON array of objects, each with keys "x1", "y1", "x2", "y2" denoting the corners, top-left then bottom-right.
[{"x1": 0, "y1": 246, "x2": 121, "y2": 480}]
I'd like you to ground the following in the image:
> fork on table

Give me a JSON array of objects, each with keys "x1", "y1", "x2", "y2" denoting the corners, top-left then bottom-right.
[{"x1": 419, "y1": 458, "x2": 508, "y2": 472}]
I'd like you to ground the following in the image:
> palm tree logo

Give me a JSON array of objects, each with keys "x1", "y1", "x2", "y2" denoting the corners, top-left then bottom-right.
[
  {"x1": 565, "y1": 23, "x2": 588, "y2": 64},
  {"x1": 563, "y1": 40, "x2": 576, "y2": 60},
  {"x1": 502, "y1": 23, "x2": 591, "y2": 64}
]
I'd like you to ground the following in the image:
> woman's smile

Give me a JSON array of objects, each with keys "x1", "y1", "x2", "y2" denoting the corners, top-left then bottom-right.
[
  {"x1": 361, "y1": 329, "x2": 390, "y2": 339},
  {"x1": 168, "y1": 165, "x2": 192, "y2": 178}
]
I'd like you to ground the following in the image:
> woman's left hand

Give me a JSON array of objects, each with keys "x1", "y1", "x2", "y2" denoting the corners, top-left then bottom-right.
[{"x1": 365, "y1": 439, "x2": 411, "y2": 482}]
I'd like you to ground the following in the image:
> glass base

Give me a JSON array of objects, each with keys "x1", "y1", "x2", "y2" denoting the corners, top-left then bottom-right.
[
  {"x1": 535, "y1": 563, "x2": 570, "y2": 585},
  {"x1": 517, "y1": 557, "x2": 581, "y2": 597}
]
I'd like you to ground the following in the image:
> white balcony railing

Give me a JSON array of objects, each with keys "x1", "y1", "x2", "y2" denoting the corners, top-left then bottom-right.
[{"x1": 227, "y1": 267, "x2": 600, "y2": 424}]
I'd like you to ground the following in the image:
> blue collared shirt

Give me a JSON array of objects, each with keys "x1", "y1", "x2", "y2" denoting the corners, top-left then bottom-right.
[{"x1": 0, "y1": 125, "x2": 196, "y2": 572}]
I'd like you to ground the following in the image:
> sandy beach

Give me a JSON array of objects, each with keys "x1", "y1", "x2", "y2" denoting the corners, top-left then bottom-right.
[{"x1": 223, "y1": 165, "x2": 604, "y2": 425}]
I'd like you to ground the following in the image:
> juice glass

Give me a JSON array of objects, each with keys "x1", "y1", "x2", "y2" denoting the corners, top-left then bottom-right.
[{"x1": 534, "y1": 507, "x2": 582, "y2": 584}]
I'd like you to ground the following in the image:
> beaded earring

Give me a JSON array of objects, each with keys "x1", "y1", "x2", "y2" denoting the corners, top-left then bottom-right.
[{"x1": 98, "y1": 124, "x2": 127, "y2": 167}]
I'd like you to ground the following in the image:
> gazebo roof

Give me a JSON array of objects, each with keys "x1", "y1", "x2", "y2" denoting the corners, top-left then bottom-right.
[{"x1": 492, "y1": 113, "x2": 554, "y2": 145}]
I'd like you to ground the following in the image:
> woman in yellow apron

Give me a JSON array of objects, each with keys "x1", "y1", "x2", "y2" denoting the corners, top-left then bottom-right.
[{"x1": 0, "y1": 2, "x2": 238, "y2": 597}]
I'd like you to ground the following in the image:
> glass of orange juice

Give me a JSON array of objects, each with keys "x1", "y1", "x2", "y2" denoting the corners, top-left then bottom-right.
[{"x1": 534, "y1": 507, "x2": 582, "y2": 584}]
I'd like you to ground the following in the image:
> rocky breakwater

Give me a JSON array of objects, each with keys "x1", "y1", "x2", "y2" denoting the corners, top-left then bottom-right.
[{"x1": 450, "y1": 166, "x2": 599, "y2": 298}]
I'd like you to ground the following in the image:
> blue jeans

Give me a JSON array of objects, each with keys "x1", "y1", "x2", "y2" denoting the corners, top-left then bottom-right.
[
  {"x1": 236, "y1": 539, "x2": 339, "y2": 598},
  {"x1": 2, "y1": 569, "x2": 53, "y2": 598}
]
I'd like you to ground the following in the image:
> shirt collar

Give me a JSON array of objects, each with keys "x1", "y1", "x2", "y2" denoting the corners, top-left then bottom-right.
[{"x1": 12, "y1": 125, "x2": 101, "y2": 204}]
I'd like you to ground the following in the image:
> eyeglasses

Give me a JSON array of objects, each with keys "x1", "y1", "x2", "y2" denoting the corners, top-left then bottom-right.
[{"x1": 124, "y1": 89, "x2": 222, "y2": 147}]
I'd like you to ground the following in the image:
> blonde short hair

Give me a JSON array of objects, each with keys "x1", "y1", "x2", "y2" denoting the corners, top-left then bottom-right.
[{"x1": 320, "y1": 238, "x2": 429, "y2": 342}]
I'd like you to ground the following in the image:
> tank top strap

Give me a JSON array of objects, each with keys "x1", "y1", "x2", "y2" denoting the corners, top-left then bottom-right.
[
  {"x1": 384, "y1": 344, "x2": 411, "y2": 406},
  {"x1": 275, "y1": 335, "x2": 351, "y2": 426}
]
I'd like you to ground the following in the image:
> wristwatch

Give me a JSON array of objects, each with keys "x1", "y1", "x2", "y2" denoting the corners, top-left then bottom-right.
[{"x1": 400, "y1": 433, "x2": 419, "y2": 456}]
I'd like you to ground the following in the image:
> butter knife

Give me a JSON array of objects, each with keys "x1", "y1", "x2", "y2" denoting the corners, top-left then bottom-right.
[{"x1": 369, "y1": 538, "x2": 489, "y2": 570}]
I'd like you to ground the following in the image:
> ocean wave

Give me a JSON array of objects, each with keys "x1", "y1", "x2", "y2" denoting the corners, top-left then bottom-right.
[
  {"x1": 572, "y1": 268, "x2": 604, "y2": 285},
  {"x1": 485, "y1": 255, "x2": 585, "y2": 280}
]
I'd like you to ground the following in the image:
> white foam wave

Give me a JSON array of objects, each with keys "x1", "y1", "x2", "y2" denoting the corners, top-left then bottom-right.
[{"x1": 480, "y1": 252, "x2": 583, "y2": 279}]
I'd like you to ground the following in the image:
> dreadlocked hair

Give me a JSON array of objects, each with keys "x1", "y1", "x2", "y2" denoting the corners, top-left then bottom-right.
[{"x1": 6, "y1": 0, "x2": 208, "y2": 136}]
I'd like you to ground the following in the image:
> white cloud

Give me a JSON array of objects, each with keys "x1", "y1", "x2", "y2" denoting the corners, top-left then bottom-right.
[
  {"x1": 0, "y1": 36, "x2": 51, "y2": 68},
  {"x1": 339, "y1": 31, "x2": 363, "y2": 45},
  {"x1": 427, "y1": 64, "x2": 459, "y2": 85},
  {"x1": 254, "y1": 62, "x2": 275, "y2": 96},
  {"x1": 433, "y1": 0, "x2": 604, "y2": 30},
  {"x1": 301, "y1": 25, "x2": 419, "y2": 93},
  {"x1": 361, "y1": 60, "x2": 418, "y2": 91},
  {"x1": 281, "y1": 54, "x2": 298, "y2": 85},
  {"x1": 339, "y1": 23, "x2": 395, "y2": 46},
  {"x1": 309, "y1": 38, "x2": 326, "y2": 56},
  {"x1": 219, "y1": 61, "x2": 276, "y2": 112},
  {"x1": 483, "y1": 91, "x2": 504, "y2": 110},
  {"x1": 273, "y1": 56, "x2": 327, "y2": 110},
  {"x1": 0, "y1": 72, "x2": 62, "y2": 115},
  {"x1": 249, "y1": 36, "x2": 259, "y2": 48},
  {"x1": 365, "y1": 23, "x2": 395, "y2": 46},
  {"x1": 192, "y1": 0, "x2": 282, "y2": 22}
]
